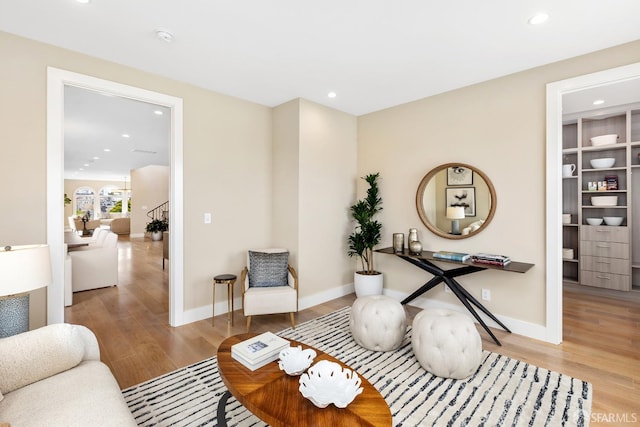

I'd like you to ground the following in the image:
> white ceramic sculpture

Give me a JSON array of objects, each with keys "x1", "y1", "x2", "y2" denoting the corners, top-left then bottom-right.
[
  {"x1": 298, "y1": 360, "x2": 363, "y2": 408},
  {"x1": 278, "y1": 345, "x2": 316, "y2": 376}
]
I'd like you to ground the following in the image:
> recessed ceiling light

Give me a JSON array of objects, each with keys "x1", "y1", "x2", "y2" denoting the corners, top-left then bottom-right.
[
  {"x1": 528, "y1": 12, "x2": 549, "y2": 25},
  {"x1": 593, "y1": 99, "x2": 605, "y2": 105},
  {"x1": 328, "y1": 91, "x2": 337, "y2": 98},
  {"x1": 121, "y1": 134, "x2": 130, "y2": 138},
  {"x1": 154, "y1": 110, "x2": 164, "y2": 115},
  {"x1": 76, "y1": 0, "x2": 91, "y2": 4},
  {"x1": 155, "y1": 29, "x2": 175, "y2": 43},
  {"x1": 83, "y1": 163, "x2": 89, "y2": 167},
  {"x1": 104, "y1": 148, "x2": 111, "y2": 152},
  {"x1": 93, "y1": 156, "x2": 100, "y2": 160}
]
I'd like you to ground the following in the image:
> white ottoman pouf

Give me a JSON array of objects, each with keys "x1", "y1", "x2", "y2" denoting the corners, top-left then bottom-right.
[
  {"x1": 412, "y1": 309, "x2": 482, "y2": 379},
  {"x1": 349, "y1": 295, "x2": 406, "y2": 351}
]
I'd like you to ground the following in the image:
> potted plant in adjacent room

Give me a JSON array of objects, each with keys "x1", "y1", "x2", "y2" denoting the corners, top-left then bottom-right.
[
  {"x1": 145, "y1": 218, "x2": 168, "y2": 241},
  {"x1": 348, "y1": 172, "x2": 383, "y2": 297}
]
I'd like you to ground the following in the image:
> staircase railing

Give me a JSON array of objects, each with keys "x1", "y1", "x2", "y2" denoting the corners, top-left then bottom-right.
[{"x1": 147, "y1": 201, "x2": 169, "y2": 224}]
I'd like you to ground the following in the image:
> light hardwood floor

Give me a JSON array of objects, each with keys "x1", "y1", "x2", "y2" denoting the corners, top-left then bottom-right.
[{"x1": 65, "y1": 236, "x2": 640, "y2": 426}]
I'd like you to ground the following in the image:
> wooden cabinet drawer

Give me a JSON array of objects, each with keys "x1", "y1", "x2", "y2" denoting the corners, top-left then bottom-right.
[
  {"x1": 580, "y1": 270, "x2": 630, "y2": 291},
  {"x1": 580, "y1": 256, "x2": 629, "y2": 274},
  {"x1": 579, "y1": 241, "x2": 629, "y2": 259},
  {"x1": 580, "y1": 225, "x2": 629, "y2": 243}
]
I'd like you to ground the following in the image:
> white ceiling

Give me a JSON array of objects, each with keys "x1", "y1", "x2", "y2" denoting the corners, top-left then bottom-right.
[
  {"x1": 64, "y1": 86, "x2": 171, "y2": 181},
  {"x1": 1, "y1": 0, "x2": 640, "y2": 180}
]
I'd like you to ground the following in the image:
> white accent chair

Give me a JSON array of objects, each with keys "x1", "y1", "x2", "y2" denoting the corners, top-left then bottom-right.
[
  {"x1": 68, "y1": 232, "x2": 119, "y2": 292},
  {"x1": 241, "y1": 248, "x2": 298, "y2": 332}
]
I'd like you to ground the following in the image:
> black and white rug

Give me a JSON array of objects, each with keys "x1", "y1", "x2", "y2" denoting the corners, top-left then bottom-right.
[{"x1": 123, "y1": 307, "x2": 592, "y2": 426}]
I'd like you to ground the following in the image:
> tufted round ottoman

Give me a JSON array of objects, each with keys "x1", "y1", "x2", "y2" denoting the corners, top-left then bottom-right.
[
  {"x1": 349, "y1": 295, "x2": 406, "y2": 351},
  {"x1": 412, "y1": 309, "x2": 482, "y2": 379}
]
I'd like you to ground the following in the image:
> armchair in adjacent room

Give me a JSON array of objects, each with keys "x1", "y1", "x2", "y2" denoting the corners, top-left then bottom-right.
[
  {"x1": 241, "y1": 249, "x2": 298, "y2": 332},
  {"x1": 68, "y1": 232, "x2": 119, "y2": 292}
]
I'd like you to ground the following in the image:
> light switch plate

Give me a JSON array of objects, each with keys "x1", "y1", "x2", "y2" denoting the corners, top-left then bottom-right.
[{"x1": 204, "y1": 213, "x2": 212, "y2": 224}]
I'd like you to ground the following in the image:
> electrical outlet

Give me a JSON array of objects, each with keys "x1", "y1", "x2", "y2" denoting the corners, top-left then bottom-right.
[
  {"x1": 204, "y1": 213, "x2": 212, "y2": 224},
  {"x1": 481, "y1": 289, "x2": 491, "y2": 301},
  {"x1": 444, "y1": 285, "x2": 452, "y2": 293}
]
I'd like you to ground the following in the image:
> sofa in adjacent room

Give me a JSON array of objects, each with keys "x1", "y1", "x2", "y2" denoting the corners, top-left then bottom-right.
[{"x1": 0, "y1": 323, "x2": 136, "y2": 426}]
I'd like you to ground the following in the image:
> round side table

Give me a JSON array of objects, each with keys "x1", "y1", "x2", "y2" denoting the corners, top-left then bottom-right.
[{"x1": 213, "y1": 274, "x2": 236, "y2": 326}]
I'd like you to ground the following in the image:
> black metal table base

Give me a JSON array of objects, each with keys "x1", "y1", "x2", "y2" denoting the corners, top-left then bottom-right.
[
  {"x1": 216, "y1": 390, "x2": 231, "y2": 427},
  {"x1": 398, "y1": 254, "x2": 511, "y2": 346}
]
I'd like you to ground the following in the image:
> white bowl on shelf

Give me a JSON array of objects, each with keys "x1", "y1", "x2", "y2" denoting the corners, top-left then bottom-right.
[
  {"x1": 562, "y1": 248, "x2": 574, "y2": 259},
  {"x1": 603, "y1": 216, "x2": 624, "y2": 226},
  {"x1": 590, "y1": 134, "x2": 618, "y2": 146},
  {"x1": 585, "y1": 217, "x2": 603, "y2": 226},
  {"x1": 589, "y1": 158, "x2": 615, "y2": 169},
  {"x1": 591, "y1": 196, "x2": 617, "y2": 206}
]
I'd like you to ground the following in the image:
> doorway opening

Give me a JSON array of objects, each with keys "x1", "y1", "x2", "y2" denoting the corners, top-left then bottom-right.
[{"x1": 46, "y1": 67, "x2": 185, "y2": 327}]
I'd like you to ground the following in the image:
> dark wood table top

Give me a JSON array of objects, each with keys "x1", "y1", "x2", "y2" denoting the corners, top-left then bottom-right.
[
  {"x1": 217, "y1": 334, "x2": 391, "y2": 427},
  {"x1": 377, "y1": 247, "x2": 534, "y2": 273}
]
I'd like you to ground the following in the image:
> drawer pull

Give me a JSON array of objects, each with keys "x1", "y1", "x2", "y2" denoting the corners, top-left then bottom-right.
[
  {"x1": 595, "y1": 261, "x2": 611, "y2": 264},
  {"x1": 596, "y1": 275, "x2": 611, "y2": 280},
  {"x1": 596, "y1": 244, "x2": 610, "y2": 248}
]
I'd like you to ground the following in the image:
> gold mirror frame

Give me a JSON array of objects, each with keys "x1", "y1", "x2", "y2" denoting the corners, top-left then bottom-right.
[{"x1": 416, "y1": 162, "x2": 497, "y2": 240}]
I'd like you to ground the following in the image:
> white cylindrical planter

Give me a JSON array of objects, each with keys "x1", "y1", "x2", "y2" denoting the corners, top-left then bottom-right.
[
  {"x1": 353, "y1": 272, "x2": 383, "y2": 297},
  {"x1": 151, "y1": 231, "x2": 163, "y2": 241}
]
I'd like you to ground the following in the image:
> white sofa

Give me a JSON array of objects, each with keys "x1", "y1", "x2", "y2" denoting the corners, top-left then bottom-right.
[
  {"x1": 68, "y1": 232, "x2": 119, "y2": 292},
  {"x1": 0, "y1": 323, "x2": 136, "y2": 426}
]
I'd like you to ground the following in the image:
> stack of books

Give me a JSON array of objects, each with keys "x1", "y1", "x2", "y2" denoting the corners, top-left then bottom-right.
[
  {"x1": 471, "y1": 253, "x2": 511, "y2": 266},
  {"x1": 432, "y1": 251, "x2": 471, "y2": 262},
  {"x1": 231, "y1": 332, "x2": 290, "y2": 371}
]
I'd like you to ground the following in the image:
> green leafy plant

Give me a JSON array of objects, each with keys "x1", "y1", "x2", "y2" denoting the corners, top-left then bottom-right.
[
  {"x1": 64, "y1": 193, "x2": 71, "y2": 206},
  {"x1": 109, "y1": 199, "x2": 131, "y2": 213},
  {"x1": 347, "y1": 173, "x2": 382, "y2": 274},
  {"x1": 145, "y1": 218, "x2": 168, "y2": 233}
]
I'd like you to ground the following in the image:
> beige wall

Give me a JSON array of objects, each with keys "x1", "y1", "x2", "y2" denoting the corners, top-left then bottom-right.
[
  {"x1": 298, "y1": 99, "x2": 357, "y2": 299},
  {"x1": 131, "y1": 165, "x2": 169, "y2": 236},
  {"x1": 3, "y1": 26, "x2": 639, "y2": 334},
  {"x1": 0, "y1": 31, "x2": 272, "y2": 326},
  {"x1": 272, "y1": 99, "x2": 358, "y2": 301},
  {"x1": 358, "y1": 39, "x2": 640, "y2": 327}
]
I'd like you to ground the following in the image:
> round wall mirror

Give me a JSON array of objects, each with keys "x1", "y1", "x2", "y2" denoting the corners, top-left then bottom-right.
[{"x1": 416, "y1": 163, "x2": 497, "y2": 240}]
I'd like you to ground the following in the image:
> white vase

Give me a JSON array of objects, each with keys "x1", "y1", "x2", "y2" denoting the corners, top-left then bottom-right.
[
  {"x1": 151, "y1": 231, "x2": 163, "y2": 241},
  {"x1": 353, "y1": 272, "x2": 383, "y2": 298}
]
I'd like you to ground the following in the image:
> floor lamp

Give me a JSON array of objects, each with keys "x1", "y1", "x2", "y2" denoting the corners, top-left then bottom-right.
[
  {"x1": 0, "y1": 244, "x2": 52, "y2": 338},
  {"x1": 446, "y1": 206, "x2": 466, "y2": 235}
]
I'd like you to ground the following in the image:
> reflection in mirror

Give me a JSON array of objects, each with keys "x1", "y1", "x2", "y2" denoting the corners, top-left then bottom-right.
[{"x1": 416, "y1": 163, "x2": 497, "y2": 240}]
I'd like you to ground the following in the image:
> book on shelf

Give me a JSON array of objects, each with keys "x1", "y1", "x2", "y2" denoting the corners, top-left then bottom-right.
[
  {"x1": 433, "y1": 251, "x2": 471, "y2": 262},
  {"x1": 471, "y1": 253, "x2": 511, "y2": 266},
  {"x1": 230, "y1": 332, "x2": 290, "y2": 371}
]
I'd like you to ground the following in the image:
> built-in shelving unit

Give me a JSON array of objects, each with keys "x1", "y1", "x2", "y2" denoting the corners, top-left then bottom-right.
[{"x1": 562, "y1": 107, "x2": 640, "y2": 292}]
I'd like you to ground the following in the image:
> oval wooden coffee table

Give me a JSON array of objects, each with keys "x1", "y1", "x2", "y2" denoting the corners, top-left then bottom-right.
[{"x1": 217, "y1": 333, "x2": 391, "y2": 427}]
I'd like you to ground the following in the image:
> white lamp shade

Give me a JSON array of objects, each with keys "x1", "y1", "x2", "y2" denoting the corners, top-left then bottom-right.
[
  {"x1": 0, "y1": 244, "x2": 52, "y2": 296},
  {"x1": 446, "y1": 206, "x2": 466, "y2": 220}
]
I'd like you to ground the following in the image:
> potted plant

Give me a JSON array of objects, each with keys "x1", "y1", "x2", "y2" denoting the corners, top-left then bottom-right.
[
  {"x1": 348, "y1": 173, "x2": 383, "y2": 297},
  {"x1": 145, "y1": 218, "x2": 168, "y2": 241}
]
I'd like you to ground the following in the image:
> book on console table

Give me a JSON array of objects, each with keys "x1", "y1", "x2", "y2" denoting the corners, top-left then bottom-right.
[
  {"x1": 231, "y1": 332, "x2": 290, "y2": 371},
  {"x1": 471, "y1": 253, "x2": 511, "y2": 266},
  {"x1": 433, "y1": 251, "x2": 471, "y2": 262}
]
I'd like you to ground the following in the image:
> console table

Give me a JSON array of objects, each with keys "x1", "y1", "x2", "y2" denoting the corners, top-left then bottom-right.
[{"x1": 377, "y1": 247, "x2": 534, "y2": 346}]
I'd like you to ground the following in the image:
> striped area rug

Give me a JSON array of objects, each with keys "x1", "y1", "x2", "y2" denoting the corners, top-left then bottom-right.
[{"x1": 123, "y1": 307, "x2": 592, "y2": 427}]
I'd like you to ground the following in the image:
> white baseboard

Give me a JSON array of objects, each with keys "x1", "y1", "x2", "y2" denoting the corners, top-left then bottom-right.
[
  {"x1": 130, "y1": 232, "x2": 145, "y2": 238},
  {"x1": 180, "y1": 283, "x2": 356, "y2": 326},
  {"x1": 383, "y1": 288, "x2": 549, "y2": 343},
  {"x1": 180, "y1": 283, "x2": 549, "y2": 343}
]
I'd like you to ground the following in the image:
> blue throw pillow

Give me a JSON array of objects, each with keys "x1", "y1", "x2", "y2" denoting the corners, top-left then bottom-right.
[{"x1": 248, "y1": 251, "x2": 289, "y2": 287}]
